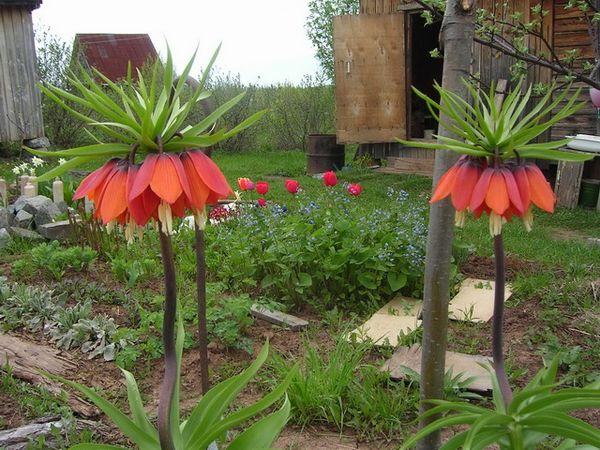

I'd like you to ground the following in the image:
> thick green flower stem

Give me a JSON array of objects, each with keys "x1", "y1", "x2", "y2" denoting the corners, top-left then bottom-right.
[
  {"x1": 493, "y1": 233, "x2": 513, "y2": 406},
  {"x1": 195, "y1": 224, "x2": 210, "y2": 394},
  {"x1": 158, "y1": 230, "x2": 177, "y2": 450}
]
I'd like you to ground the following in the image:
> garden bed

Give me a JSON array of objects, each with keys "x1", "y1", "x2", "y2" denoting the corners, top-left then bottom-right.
[{"x1": 0, "y1": 150, "x2": 599, "y2": 448}]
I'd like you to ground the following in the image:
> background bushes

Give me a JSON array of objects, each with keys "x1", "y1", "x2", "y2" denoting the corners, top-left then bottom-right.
[{"x1": 34, "y1": 28, "x2": 335, "y2": 153}]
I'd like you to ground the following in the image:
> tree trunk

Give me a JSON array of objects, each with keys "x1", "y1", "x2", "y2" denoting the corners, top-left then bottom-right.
[{"x1": 417, "y1": 1, "x2": 476, "y2": 449}]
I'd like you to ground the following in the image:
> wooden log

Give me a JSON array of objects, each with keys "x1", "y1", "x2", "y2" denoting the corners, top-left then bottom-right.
[
  {"x1": 0, "y1": 333, "x2": 97, "y2": 417},
  {"x1": 0, "y1": 417, "x2": 102, "y2": 450}
]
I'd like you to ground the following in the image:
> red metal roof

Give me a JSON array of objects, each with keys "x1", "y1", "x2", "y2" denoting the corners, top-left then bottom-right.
[{"x1": 75, "y1": 34, "x2": 158, "y2": 82}]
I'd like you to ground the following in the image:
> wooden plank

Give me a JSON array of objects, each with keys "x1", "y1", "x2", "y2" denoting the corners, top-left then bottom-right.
[
  {"x1": 379, "y1": 155, "x2": 435, "y2": 176},
  {"x1": 334, "y1": 14, "x2": 406, "y2": 144},
  {"x1": 555, "y1": 160, "x2": 585, "y2": 208},
  {"x1": 0, "y1": 333, "x2": 97, "y2": 417},
  {"x1": 250, "y1": 305, "x2": 308, "y2": 331}
]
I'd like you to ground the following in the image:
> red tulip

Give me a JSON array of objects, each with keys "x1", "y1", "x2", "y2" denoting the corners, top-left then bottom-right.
[
  {"x1": 237, "y1": 177, "x2": 252, "y2": 191},
  {"x1": 257, "y1": 198, "x2": 267, "y2": 207},
  {"x1": 348, "y1": 183, "x2": 362, "y2": 196},
  {"x1": 323, "y1": 170, "x2": 338, "y2": 187},
  {"x1": 256, "y1": 181, "x2": 269, "y2": 195},
  {"x1": 285, "y1": 179, "x2": 300, "y2": 194}
]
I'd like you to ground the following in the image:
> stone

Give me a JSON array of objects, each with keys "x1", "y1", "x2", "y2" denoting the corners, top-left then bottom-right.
[
  {"x1": 23, "y1": 136, "x2": 51, "y2": 149},
  {"x1": 250, "y1": 304, "x2": 309, "y2": 331},
  {"x1": 448, "y1": 278, "x2": 512, "y2": 323},
  {"x1": 0, "y1": 228, "x2": 11, "y2": 249},
  {"x1": 350, "y1": 314, "x2": 421, "y2": 347},
  {"x1": 15, "y1": 210, "x2": 33, "y2": 228},
  {"x1": 37, "y1": 220, "x2": 73, "y2": 242},
  {"x1": 587, "y1": 237, "x2": 600, "y2": 247},
  {"x1": 12, "y1": 195, "x2": 61, "y2": 227},
  {"x1": 382, "y1": 344, "x2": 493, "y2": 392},
  {"x1": 0, "y1": 208, "x2": 13, "y2": 228},
  {"x1": 8, "y1": 227, "x2": 44, "y2": 241}
]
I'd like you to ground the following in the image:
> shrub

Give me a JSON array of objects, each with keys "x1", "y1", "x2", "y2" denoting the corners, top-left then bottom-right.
[{"x1": 205, "y1": 187, "x2": 426, "y2": 314}]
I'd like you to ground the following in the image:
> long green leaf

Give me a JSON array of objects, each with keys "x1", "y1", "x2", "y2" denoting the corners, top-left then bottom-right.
[
  {"x1": 34, "y1": 156, "x2": 96, "y2": 182},
  {"x1": 24, "y1": 143, "x2": 131, "y2": 158},
  {"x1": 121, "y1": 368, "x2": 157, "y2": 438},
  {"x1": 51, "y1": 376, "x2": 159, "y2": 449},
  {"x1": 227, "y1": 395, "x2": 291, "y2": 450}
]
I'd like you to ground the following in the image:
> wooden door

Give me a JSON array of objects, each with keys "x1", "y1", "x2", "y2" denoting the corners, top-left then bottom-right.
[{"x1": 333, "y1": 14, "x2": 406, "y2": 144}]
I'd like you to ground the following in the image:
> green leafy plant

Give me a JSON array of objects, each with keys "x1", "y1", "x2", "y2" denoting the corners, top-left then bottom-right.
[
  {"x1": 399, "y1": 80, "x2": 591, "y2": 162},
  {"x1": 26, "y1": 46, "x2": 266, "y2": 181},
  {"x1": 401, "y1": 358, "x2": 600, "y2": 449},
  {"x1": 12, "y1": 241, "x2": 96, "y2": 281},
  {"x1": 206, "y1": 294, "x2": 254, "y2": 353},
  {"x1": 58, "y1": 321, "x2": 296, "y2": 450}
]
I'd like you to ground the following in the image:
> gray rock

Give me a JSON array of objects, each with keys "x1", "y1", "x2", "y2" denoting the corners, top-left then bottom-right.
[
  {"x1": 15, "y1": 210, "x2": 33, "y2": 228},
  {"x1": 0, "y1": 228, "x2": 11, "y2": 249},
  {"x1": 250, "y1": 304, "x2": 309, "y2": 331},
  {"x1": 23, "y1": 136, "x2": 51, "y2": 149},
  {"x1": 8, "y1": 227, "x2": 44, "y2": 241},
  {"x1": 0, "y1": 208, "x2": 13, "y2": 228},
  {"x1": 37, "y1": 220, "x2": 73, "y2": 242},
  {"x1": 588, "y1": 237, "x2": 600, "y2": 247},
  {"x1": 55, "y1": 201, "x2": 69, "y2": 214},
  {"x1": 12, "y1": 196, "x2": 61, "y2": 227}
]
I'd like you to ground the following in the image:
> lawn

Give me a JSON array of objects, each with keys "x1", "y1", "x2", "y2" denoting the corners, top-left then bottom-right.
[{"x1": 0, "y1": 149, "x2": 598, "y2": 448}]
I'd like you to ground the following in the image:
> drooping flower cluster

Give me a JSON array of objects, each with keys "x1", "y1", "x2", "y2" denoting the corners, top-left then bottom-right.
[
  {"x1": 431, "y1": 156, "x2": 555, "y2": 235},
  {"x1": 74, "y1": 150, "x2": 233, "y2": 240}
]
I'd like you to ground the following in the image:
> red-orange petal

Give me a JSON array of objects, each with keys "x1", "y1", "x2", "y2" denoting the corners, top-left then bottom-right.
[
  {"x1": 150, "y1": 154, "x2": 183, "y2": 204},
  {"x1": 181, "y1": 153, "x2": 210, "y2": 209},
  {"x1": 501, "y1": 168, "x2": 524, "y2": 215},
  {"x1": 99, "y1": 168, "x2": 128, "y2": 223},
  {"x1": 430, "y1": 165, "x2": 458, "y2": 204},
  {"x1": 485, "y1": 170, "x2": 510, "y2": 215},
  {"x1": 526, "y1": 165, "x2": 555, "y2": 213},
  {"x1": 186, "y1": 151, "x2": 232, "y2": 197},
  {"x1": 513, "y1": 166, "x2": 531, "y2": 211},
  {"x1": 470, "y1": 168, "x2": 493, "y2": 212},
  {"x1": 168, "y1": 153, "x2": 192, "y2": 203},
  {"x1": 451, "y1": 163, "x2": 479, "y2": 211},
  {"x1": 74, "y1": 159, "x2": 116, "y2": 200},
  {"x1": 130, "y1": 154, "x2": 158, "y2": 201},
  {"x1": 170, "y1": 194, "x2": 187, "y2": 218}
]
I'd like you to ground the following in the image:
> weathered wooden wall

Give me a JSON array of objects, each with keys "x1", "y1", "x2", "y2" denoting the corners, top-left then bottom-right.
[
  {"x1": 334, "y1": 14, "x2": 407, "y2": 144},
  {"x1": 551, "y1": 0, "x2": 596, "y2": 140},
  {"x1": 0, "y1": 5, "x2": 43, "y2": 142}
]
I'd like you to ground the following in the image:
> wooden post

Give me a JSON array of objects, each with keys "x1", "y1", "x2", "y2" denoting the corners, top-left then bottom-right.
[
  {"x1": 0, "y1": 178, "x2": 6, "y2": 207},
  {"x1": 52, "y1": 178, "x2": 64, "y2": 204},
  {"x1": 24, "y1": 182, "x2": 35, "y2": 198},
  {"x1": 555, "y1": 161, "x2": 584, "y2": 208}
]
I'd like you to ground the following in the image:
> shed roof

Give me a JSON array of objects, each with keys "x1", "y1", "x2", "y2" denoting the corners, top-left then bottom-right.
[
  {"x1": 0, "y1": 0, "x2": 42, "y2": 10},
  {"x1": 75, "y1": 33, "x2": 158, "y2": 81}
]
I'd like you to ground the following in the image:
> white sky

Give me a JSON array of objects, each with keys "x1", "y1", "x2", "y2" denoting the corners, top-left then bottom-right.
[{"x1": 33, "y1": 0, "x2": 321, "y2": 85}]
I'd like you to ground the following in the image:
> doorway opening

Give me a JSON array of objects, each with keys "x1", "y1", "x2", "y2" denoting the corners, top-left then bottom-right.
[{"x1": 408, "y1": 13, "x2": 444, "y2": 139}]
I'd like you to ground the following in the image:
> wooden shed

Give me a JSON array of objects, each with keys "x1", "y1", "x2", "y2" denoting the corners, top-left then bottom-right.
[
  {"x1": 333, "y1": 0, "x2": 597, "y2": 177},
  {"x1": 0, "y1": 0, "x2": 44, "y2": 143}
]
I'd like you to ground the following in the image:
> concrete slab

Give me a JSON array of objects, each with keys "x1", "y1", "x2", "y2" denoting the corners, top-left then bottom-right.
[
  {"x1": 350, "y1": 314, "x2": 421, "y2": 347},
  {"x1": 375, "y1": 296, "x2": 422, "y2": 317},
  {"x1": 382, "y1": 344, "x2": 493, "y2": 392},
  {"x1": 250, "y1": 304, "x2": 308, "y2": 331},
  {"x1": 449, "y1": 278, "x2": 512, "y2": 323}
]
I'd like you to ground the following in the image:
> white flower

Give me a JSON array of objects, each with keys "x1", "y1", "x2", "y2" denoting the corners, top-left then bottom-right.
[
  {"x1": 31, "y1": 156, "x2": 44, "y2": 167},
  {"x1": 58, "y1": 158, "x2": 67, "y2": 165},
  {"x1": 12, "y1": 166, "x2": 21, "y2": 175}
]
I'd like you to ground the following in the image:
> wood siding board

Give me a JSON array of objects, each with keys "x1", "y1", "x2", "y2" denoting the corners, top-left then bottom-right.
[
  {"x1": 334, "y1": 14, "x2": 406, "y2": 144},
  {"x1": 0, "y1": 5, "x2": 42, "y2": 141}
]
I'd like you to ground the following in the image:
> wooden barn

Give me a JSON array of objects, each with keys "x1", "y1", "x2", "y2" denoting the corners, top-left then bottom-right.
[
  {"x1": 0, "y1": 0, "x2": 44, "y2": 144},
  {"x1": 333, "y1": 0, "x2": 599, "y2": 204},
  {"x1": 73, "y1": 33, "x2": 158, "y2": 82}
]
